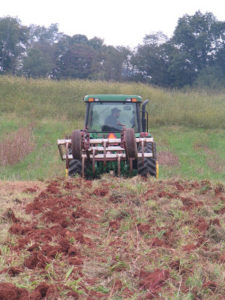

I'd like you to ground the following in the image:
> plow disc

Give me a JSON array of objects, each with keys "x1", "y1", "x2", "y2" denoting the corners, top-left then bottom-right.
[{"x1": 58, "y1": 128, "x2": 155, "y2": 177}]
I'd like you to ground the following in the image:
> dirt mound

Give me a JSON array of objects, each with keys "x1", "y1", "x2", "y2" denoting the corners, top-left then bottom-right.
[
  {"x1": 139, "y1": 269, "x2": 170, "y2": 298},
  {"x1": 0, "y1": 283, "x2": 29, "y2": 300}
]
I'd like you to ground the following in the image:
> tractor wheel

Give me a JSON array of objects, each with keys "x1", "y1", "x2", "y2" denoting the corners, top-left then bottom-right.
[
  {"x1": 71, "y1": 130, "x2": 82, "y2": 160},
  {"x1": 124, "y1": 128, "x2": 137, "y2": 159},
  {"x1": 68, "y1": 159, "x2": 81, "y2": 177},
  {"x1": 138, "y1": 142, "x2": 157, "y2": 177}
]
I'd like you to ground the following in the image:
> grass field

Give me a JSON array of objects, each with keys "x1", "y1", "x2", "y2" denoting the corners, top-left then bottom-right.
[
  {"x1": 0, "y1": 75, "x2": 224, "y2": 181},
  {"x1": 0, "y1": 76, "x2": 225, "y2": 299},
  {"x1": 1, "y1": 76, "x2": 225, "y2": 128}
]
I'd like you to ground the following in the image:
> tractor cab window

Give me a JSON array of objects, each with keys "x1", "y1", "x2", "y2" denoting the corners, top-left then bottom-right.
[{"x1": 87, "y1": 102, "x2": 139, "y2": 132}]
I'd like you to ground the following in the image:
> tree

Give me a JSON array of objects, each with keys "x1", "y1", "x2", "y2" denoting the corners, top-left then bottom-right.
[
  {"x1": 55, "y1": 42, "x2": 98, "y2": 79},
  {"x1": 28, "y1": 23, "x2": 62, "y2": 46},
  {"x1": 99, "y1": 45, "x2": 131, "y2": 81},
  {"x1": 131, "y1": 33, "x2": 172, "y2": 86},
  {"x1": 0, "y1": 17, "x2": 28, "y2": 74},
  {"x1": 214, "y1": 46, "x2": 225, "y2": 77},
  {"x1": 171, "y1": 11, "x2": 225, "y2": 86},
  {"x1": 22, "y1": 23, "x2": 62, "y2": 78},
  {"x1": 88, "y1": 37, "x2": 104, "y2": 50},
  {"x1": 23, "y1": 45, "x2": 55, "y2": 78}
]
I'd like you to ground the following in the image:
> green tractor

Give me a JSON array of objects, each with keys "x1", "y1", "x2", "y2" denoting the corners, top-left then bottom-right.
[{"x1": 58, "y1": 94, "x2": 158, "y2": 178}]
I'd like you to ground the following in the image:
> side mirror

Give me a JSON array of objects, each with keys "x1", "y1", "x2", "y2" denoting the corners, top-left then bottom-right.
[{"x1": 142, "y1": 99, "x2": 149, "y2": 132}]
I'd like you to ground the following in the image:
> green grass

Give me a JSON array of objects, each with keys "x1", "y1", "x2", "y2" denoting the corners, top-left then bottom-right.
[
  {"x1": 0, "y1": 116, "x2": 19, "y2": 137},
  {"x1": 0, "y1": 119, "x2": 74, "y2": 180},
  {"x1": 153, "y1": 127, "x2": 225, "y2": 181},
  {"x1": 0, "y1": 121, "x2": 224, "y2": 181},
  {"x1": 0, "y1": 76, "x2": 225, "y2": 181}
]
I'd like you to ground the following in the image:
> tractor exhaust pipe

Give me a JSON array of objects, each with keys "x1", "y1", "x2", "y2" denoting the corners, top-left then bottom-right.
[{"x1": 142, "y1": 99, "x2": 149, "y2": 132}]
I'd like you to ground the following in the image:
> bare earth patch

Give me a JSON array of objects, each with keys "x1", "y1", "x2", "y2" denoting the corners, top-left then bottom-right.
[
  {"x1": 158, "y1": 151, "x2": 179, "y2": 166},
  {"x1": 0, "y1": 181, "x2": 44, "y2": 196}
]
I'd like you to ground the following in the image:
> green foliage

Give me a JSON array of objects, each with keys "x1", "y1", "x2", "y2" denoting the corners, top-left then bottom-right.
[
  {"x1": 0, "y1": 17, "x2": 28, "y2": 74},
  {"x1": 56, "y1": 42, "x2": 98, "y2": 79},
  {"x1": 131, "y1": 33, "x2": 172, "y2": 86},
  {"x1": 1, "y1": 12, "x2": 225, "y2": 87},
  {"x1": 23, "y1": 46, "x2": 55, "y2": 78},
  {"x1": 94, "y1": 286, "x2": 110, "y2": 294},
  {"x1": 132, "y1": 11, "x2": 225, "y2": 88}
]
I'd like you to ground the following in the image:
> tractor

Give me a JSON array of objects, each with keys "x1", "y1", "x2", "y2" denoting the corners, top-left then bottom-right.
[{"x1": 58, "y1": 94, "x2": 158, "y2": 178}]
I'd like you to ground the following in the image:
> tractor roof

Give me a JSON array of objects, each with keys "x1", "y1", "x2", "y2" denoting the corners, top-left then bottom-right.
[{"x1": 83, "y1": 94, "x2": 142, "y2": 102}]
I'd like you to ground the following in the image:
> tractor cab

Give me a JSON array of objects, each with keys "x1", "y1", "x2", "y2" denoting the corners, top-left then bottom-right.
[{"x1": 84, "y1": 95, "x2": 144, "y2": 135}]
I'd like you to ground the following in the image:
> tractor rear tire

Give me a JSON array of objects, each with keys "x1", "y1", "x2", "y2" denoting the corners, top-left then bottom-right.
[
  {"x1": 68, "y1": 159, "x2": 82, "y2": 177},
  {"x1": 71, "y1": 130, "x2": 82, "y2": 160},
  {"x1": 124, "y1": 128, "x2": 137, "y2": 159},
  {"x1": 138, "y1": 142, "x2": 157, "y2": 177}
]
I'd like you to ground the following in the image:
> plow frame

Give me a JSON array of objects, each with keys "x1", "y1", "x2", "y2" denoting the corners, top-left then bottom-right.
[{"x1": 58, "y1": 130, "x2": 155, "y2": 177}]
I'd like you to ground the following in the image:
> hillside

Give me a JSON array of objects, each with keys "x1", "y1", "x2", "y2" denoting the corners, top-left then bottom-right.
[
  {"x1": 0, "y1": 76, "x2": 225, "y2": 181},
  {"x1": 1, "y1": 76, "x2": 225, "y2": 128},
  {"x1": 0, "y1": 176, "x2": 225, "y2": 299}
]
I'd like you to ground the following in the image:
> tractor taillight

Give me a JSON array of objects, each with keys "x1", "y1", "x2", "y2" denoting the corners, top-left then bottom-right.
[
  {"x1": 140, "y1": 132, "x2": 149, "y2": 137},
  {"x1": 108, "y1": 133, "x2": 117, "y2": 139}
]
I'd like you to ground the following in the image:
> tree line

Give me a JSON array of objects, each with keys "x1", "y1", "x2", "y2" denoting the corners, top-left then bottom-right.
[{"x1": 1, "y1": 11, "x2": 225, "y2": 88}]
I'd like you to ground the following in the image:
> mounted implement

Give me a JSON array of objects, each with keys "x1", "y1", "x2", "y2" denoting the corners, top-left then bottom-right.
[{"x1": 58, "y1": 94, "x2": 158, "y2": 178}]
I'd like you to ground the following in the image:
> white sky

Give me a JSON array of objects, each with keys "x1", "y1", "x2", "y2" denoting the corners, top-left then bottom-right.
[{"x1": 1, "y1": 0, "x2": 225, "y2": 48}]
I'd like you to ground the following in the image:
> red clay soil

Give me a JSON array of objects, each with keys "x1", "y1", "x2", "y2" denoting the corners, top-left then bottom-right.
[
  {"x1": 93, "y1": 187, "x2": 109, "y2": 197},
  {"x1": 0, "y1": 283, "x2": 29, "y2": 300},
  {"x1": 29, "y1": 283, "x2": 58, "y2": 300},
  {"x1": 139, "y1": 269, "x2": 170, "y2": 298},
  {"x1": 137, "y1": 223, "x2": 151, "y2": 234},
  {"x1": 0, "y1": 181, "x2": 85, "y2": 297},
  {"x1": 2, "y1": 179, "x2": 109, "y2": 298},
  {"x1": 2, "y1": 267, "x2": 23, "y2": 277},
  {"x1": 1, "y1": 178, "x2": 225, "y2": 298}
]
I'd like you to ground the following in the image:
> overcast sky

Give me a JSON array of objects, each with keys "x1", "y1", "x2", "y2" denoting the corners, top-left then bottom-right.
[{"x1": 1, "y1": 0, "x2": 225, "y2": 48}]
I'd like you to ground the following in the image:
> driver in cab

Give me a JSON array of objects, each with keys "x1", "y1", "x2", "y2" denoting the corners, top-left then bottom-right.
[{"x1": 104, "y1": 107, "x2": 123, "y2": 131}]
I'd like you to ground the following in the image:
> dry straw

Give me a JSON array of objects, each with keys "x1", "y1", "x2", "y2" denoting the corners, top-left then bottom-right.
[{"x1": 0, "y1": 127, "x2": 35, "y2": 166}]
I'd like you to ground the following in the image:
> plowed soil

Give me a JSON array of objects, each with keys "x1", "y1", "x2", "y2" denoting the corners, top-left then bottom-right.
[{"x1": 0, "y1": 177, "x2": 225, "y2": 299}]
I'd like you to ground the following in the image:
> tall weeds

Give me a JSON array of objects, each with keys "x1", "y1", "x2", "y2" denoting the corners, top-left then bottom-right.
[
  {"x1": 0, "y1": 76, "x2": 225, "y2": 128},
  {"x1": 0, "y1": 127, "x2": 35, "y2": 166}
]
